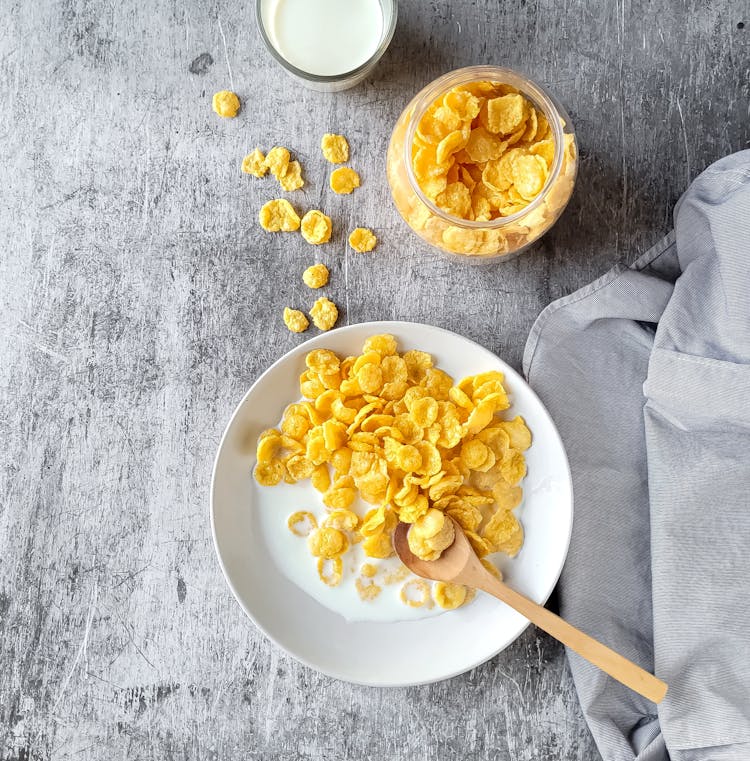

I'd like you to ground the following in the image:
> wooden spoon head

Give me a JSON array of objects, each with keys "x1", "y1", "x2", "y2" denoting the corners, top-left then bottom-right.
[{"x1": 392, "y1": 517, "x2": 483, "y2": 584}]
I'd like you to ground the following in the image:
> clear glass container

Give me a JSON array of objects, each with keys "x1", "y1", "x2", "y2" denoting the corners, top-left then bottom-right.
[
  {"x1": 386, "y1": 66, "x2": 578, "y2": 263},
  {"x1": 256, "y1": 0, "x2": 398, "y2": 92}
]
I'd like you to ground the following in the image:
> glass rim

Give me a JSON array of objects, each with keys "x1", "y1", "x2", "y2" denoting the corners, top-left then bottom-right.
[
  {"x1": 256, "y1": 0, "x2": 399, "y2": 84},
  {"x1": 403, "y1": 65, "x2": 568, "y2": 230}
]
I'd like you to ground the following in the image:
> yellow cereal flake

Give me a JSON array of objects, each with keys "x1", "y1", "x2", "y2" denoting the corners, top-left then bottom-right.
[
  {"x1": 212, "y1": 90, "x2": 240, "y2": 118},
  {"x1": 309, "y1": 297, "x2": 338, "y2": 331},
  {"x1": 433, "y1": 581, "x2": 468, "y2": 610},
  {"x1": 264, "y1": 146, "x2": 291, "y2": 178},
  {"x1": 254, "y1": 334, "x2": 532, "y2": 606},
  {"x1": 242, "y1": 148, "x2": 268, "y2": 177},
  {"x1": 308, "y1": 526, "x2": 349, "y2": 559},
  {"x1": 300, "y1": 210, "x2": 332, "y2": 245},
  {"x1": 321, "y1": 133, "x2": 350, "y2": 164},
  {"x1": 302, "y1": 263, "x2": 329, "y2": 289},
  {"x1": 283, "y1": 307, "x2": 309, "y2": 334},
  {"x1": 279, "y1": 160, "x2": 304, "y2": 191},
  {"x1": 330, "y1": 167, "x2": 361, "y2": 195},
  {"x1": 260, "y1": 199, "x2": 301, "y2": 232},
  {"x1": 348, "y1": 227, "x2": 377, "y2": 253},
  {"x1": 287, "y1": 511, "x2": 318, "y2": 537}
]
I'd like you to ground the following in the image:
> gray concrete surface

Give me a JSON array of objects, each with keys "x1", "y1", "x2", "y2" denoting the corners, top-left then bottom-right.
[{"x1": 1, "y1": 0, "x2": 748, "y2": 759}]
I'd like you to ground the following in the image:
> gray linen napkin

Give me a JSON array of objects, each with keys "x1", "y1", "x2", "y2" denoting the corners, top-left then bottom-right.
[{"x1": 523, "y1": 150, "x2": 750, "y2": 761}]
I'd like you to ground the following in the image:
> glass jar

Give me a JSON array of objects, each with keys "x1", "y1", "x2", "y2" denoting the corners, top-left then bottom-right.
[
  {"x1": 256, "y1": 0, "x2": 398, "y2": 92},
  {"x1": 386, "y1": 66, "x2": 578, "y2": 263}
]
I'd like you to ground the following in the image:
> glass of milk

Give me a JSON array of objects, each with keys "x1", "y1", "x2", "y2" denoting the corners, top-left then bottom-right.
[{"x1": 257, "y1": 0, "x2": 397, "y2": 91}]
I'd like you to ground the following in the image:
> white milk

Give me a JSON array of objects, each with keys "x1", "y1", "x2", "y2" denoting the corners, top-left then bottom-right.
[
  {"x1": 256, "y1": 478, "x2": 449, "y2": 623},
  {"x1": 260, "y1": 0, "x2": 385, "y2": 77}
]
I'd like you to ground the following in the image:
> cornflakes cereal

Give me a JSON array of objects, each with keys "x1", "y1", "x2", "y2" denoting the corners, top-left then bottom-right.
[
  {"x1": 348, "y1": 228, "x2": 377, "y2": 253},
  {"x1": 283, "y1": 307, "x2": 309, "y2": 334},
  {"x1": 242, "y1": 148, "x2": 268, "y2": 177},
  {"x1": 212, "y1": 90, "x2": 240, "y2": 118},
  {"x1": 279, "y1": 160, "x2": 304, "y2": 191},
  {"x1": 300, "y1": 210, "x2": 332, "y2": 245},
  {"x1": 287, "y1": 511, "x2": 318, "y2": 537},
  {"x1": 264, "y1": 146, "x2": 291, "y2": 178},
  {"x1": 433, "y1": 581, "x2": 468, "y2": 610},
  {"x1": 308, "y1": 526, "x2": 349, "y2": 558},
  {"x1": 254, "y1": 335, "x2": 532, "y2": 605},
  {"x1": 321, "y1": 133, "x2": 350, "y2": 164},
  {"x1": 309, "y1": 297, "x2": 338, "y2": 331},
  {"x1": 260, "y1": 199, "x2": 301, "y2": 232},
  {"x1": 330, "y1": 167, "x2": 361, "y2": 195},
  {"x1": 302, "y1": 263, "x2": 329, "y2": 289},
  {"x1": 410, "y1": 82, "x2": 557, "y2": 220}
]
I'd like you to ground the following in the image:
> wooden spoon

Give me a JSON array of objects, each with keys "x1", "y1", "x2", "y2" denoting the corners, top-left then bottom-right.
[{"x1": 393, "y1": 519, "x2": 668, "y2": 704}]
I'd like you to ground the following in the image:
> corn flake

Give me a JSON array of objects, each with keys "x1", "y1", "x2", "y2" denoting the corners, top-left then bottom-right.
[
  {"x1": 283, "y1": 307, "x2": 309, "y2": 333},
  {"x1": 260, "y1": 199, "x2": 301, "y2": 232},
  {"x1": 212, "y1": 90, "x2": 240, "y2": 118},
  {"x1": 302, "y1": 263, "x2": 329, "y2": 289},
  {"x1": 300, "y1": 210, "x2": 332, "y2": 245},
  {"x1": 279, "y1": 160, "x2": 304, "y2": 191},
  {"x1": 287, "y1": 511, "x2": 318, "y2": 537},
  {"x1": 309, "y1": 297, "x2": 339, "y2": 331},
  {"x1": 321, "y1": 133, "x2": 350, "y2": 164},
  {"x1": 348, "y1": 227, "x2": 377, "y2": 253},
  {"x1": 242, "y1": 148, "x2": 268, "y2": 177},
  {"x1": 330, "y1": 167, "x2": 361, "y2": 195}
]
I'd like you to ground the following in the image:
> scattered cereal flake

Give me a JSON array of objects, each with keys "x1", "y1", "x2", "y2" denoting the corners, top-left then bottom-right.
[
  {"x1": 279, "y1": 160, "x2": 304, "y2": 191},
  {"x1": 321, "y1": 133, "x2": 349, "y2": 163},
  {"x1": 264, "y1": 146, "x2": 291, "y2": 178},
  {"x1": 212, "y1": 90, "x2": 240, "y2": 118},
  {"x1": 283, "y1": 307, "x2": 309, "y2": 333},
  {"x1": 242, "y1": 148, "x2": 267, "y2": 177},
  {"x1": 301, "y1": 210, "x2": 332, "y2": 245},
  {"x1": 309, "y1": 297, "x2": 338, "y2": 331},
  {"x1": 260, "y1": 199, "x2": 301, "y2": 232},
  {"x1": 330, "y1": 167, "x2": 361, "y2": 195},
  {"x1": 287, "y1": 511, "x2": 318, "y2": 537},
  {"x1": 433, "y1": 581, "x2": 468, "y2": 610},
  {"x1": 302, "y1": 263, "x2": 329, "y2": 289},
  {"x1": 348, "y1": 227, "x2": 377, "y2": 253}
]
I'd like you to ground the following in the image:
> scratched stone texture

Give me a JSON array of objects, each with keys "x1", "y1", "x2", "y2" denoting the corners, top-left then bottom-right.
[{"x1": 1, "y1": 0, "x2": 748, "y2": 759}]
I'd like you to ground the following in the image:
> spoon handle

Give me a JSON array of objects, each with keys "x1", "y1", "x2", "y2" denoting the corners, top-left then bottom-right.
[{"x1": 479, "y1": 576, "x2": 668, "y2": 704}]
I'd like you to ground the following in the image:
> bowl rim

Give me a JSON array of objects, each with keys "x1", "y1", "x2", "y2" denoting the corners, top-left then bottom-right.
[{"x1": 210, "y1": 320, "x2": 574, "y2": 686}]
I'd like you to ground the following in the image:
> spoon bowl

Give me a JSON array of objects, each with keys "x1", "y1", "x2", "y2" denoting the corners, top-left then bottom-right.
[{"x1": 393, "y1": 518, "x2": 668, "y2": 704}]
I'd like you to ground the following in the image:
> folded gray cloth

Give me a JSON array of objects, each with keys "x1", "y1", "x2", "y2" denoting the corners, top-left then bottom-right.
[{"x1": 523, "y1": 151, "x2": 750, "y2": 761}]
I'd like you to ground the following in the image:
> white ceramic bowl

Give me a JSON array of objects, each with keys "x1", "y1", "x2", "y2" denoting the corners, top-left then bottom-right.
[{"x1": 211, "y1": 321, "x2": 573, "y2": 686}]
